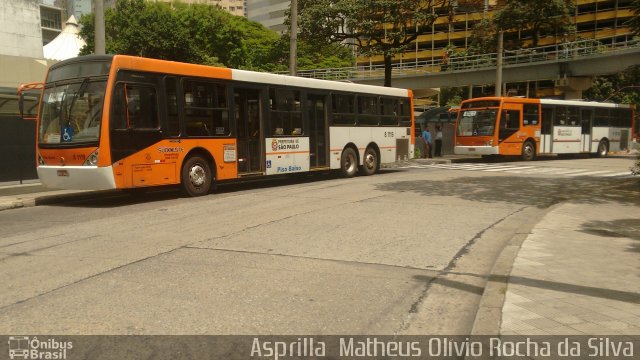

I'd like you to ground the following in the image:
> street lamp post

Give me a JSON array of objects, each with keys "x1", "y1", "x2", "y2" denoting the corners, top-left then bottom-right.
[
  {"x1": 94, "y1": 0, "x2": 105, "y2": 55},
  {"x1": 289, "y1": 0, "x2": 298, "y2": 76},
  {"x1": 495, "y1": 30, "x2": 503, "y2": 97}
]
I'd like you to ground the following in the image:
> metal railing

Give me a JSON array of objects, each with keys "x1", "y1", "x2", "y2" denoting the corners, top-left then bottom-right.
[{"x1": 279, "y1": 34, "x2": 640, "y2": 81}]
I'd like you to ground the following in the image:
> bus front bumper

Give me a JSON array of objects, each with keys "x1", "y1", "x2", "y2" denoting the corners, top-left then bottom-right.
[
  {"x1": 37, "y1": 165, "x2": 116, "y2": 190},
  {"x1": 454, "y1": 146, "x2": 500, "y2": 155}
]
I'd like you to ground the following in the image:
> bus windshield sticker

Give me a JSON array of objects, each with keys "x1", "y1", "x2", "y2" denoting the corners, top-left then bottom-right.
[
  {"x1": 463, "y1": 111, "x2": 477, "y2": 117},
  {"x1": 62, "y1": 125, "x2": 74, "y2": 142}
]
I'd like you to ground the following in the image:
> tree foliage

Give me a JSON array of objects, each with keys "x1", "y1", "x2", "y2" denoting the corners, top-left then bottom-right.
[
  {"x1": 494, "y1": 0, "x2": 574, "y2": 48},
  {"x1": 78, "y1": 0, "x2": 352, "y2": 72},
  {"x1": 297, "y1": 0, "x2": 450, "y2": 86}
]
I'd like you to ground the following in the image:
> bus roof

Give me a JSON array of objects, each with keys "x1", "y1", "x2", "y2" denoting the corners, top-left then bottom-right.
[
  {"x1": 462, "y1": 97, "x2": 631, "y2": 109},
  {"x1": 52, "y1": 54, "x2": 411, "y2": 98},
  {"x1": 539, "y1": 98, "x2": 631, "y2": 108}
]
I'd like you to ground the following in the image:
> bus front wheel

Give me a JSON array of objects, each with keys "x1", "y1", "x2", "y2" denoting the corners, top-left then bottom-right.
[
  {"x1": 340, "y1": 147, "x2": 358, "y2": 178},
  {"x1": 359, "y1": 147, "x2": 378, "y2": 176},
  {"x1": 182, "y1": 155, "x2": 212, "y2": 197},
  {"x1": 596, "y1": 140, "x2": 609, "y2": 157},
  {"x1": 521, "y1": 140, "x2": 536, "y2": 161}
]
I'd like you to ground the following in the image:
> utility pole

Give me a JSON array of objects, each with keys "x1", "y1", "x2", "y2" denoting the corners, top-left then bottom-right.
[
  {"x1": 289, "y1": 0, "x2": 298, "y2": 76},
  {"x1": 94, "y1": 0, "x2": 105, "y2": 55},
  {"x1": 495, "y1": 30, "x2": 503, "y2": 97}
]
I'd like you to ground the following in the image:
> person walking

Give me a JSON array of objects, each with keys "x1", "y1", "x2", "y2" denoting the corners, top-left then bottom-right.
[
  {"x1": 435, "y1": 125, "x2": 443, "y2": 157},
  {"x1": 422, "y1": 126, "x2": 433, "y2": 158}
]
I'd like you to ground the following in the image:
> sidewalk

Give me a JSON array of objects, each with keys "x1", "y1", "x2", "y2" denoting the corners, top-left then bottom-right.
[
  {"x1": 499, "y1": 202, "x2": 640, "y2": 335},
  {"x1": 473, "y1": 201, "x2": 640, "y2": 336}
]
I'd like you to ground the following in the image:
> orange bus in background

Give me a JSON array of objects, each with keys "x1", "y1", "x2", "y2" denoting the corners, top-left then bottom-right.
[
  {"x1": 454, "y1": 97, "x2": 635, "y2": 160},
  {"x1": 19, "y1": 55, "x2": 414, "y2": 196}
]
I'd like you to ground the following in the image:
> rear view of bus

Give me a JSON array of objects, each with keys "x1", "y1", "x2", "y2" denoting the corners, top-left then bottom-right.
[{"x1": 34, "y1": 56, "x2": 113, "y2": 190}]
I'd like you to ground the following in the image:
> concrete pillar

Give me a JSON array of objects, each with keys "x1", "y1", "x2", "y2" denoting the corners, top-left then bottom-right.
[{"x1": 555, "y1": 76, "x2": 594, "y2": 99}]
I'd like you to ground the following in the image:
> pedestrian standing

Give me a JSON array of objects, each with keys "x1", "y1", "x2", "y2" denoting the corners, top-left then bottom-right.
[
  {"x1": 422, "y1": 126, "x2": 433, "y2": 158},
  {"x1": 435, "y1": 125, "x2": 443, "y2": 157}
]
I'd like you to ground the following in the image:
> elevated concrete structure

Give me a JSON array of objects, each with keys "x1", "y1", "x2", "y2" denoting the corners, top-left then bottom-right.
[{"x1": 354, "y1": 47, "x2": 640, "y2": 91}]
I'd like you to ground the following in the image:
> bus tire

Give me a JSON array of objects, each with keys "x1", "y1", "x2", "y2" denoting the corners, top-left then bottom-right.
[
  {"x1": 521, "y1": 140, "x2": 536, "y2": 161},
  {"x1": 596, "y1": 140, "x2": 609, "y2": 157},
  {"x1": 359, "y1": 147, "x2": 378, "y2": 176},
  {"x1": 340, "y1": 147, "x2": 358, "y2": 178},
  {"x1": 181, "y1": 155, "x2": 212, "y2": 197}
]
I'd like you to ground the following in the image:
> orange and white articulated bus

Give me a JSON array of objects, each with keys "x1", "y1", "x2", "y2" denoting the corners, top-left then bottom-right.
[
  {"x1": 454, "y1": 97, "x2": 635, "y2": 160},
  {"x1": 19, "y1": 55, "x2": 414, "y2": 196}
]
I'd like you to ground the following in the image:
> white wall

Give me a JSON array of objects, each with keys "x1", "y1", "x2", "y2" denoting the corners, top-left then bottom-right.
[{"x1": 0, "y1": 0, "x2": 44, "y2": 58}]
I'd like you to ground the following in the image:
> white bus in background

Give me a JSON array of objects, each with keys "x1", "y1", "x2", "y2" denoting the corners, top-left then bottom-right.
[{"x1": 455, "y1": 97, "x2": 635, "y2": 160}]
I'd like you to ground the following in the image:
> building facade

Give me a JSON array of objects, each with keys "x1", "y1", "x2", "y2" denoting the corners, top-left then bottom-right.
[
  {"x1": 246, "y1": 0, "x2": 289, "y2": 32},
  {"x1": 0, "y1": 0, "x2": 44, "y2": 57},
  {"x1": 359, "y1": 0, "x2": 636, "y2": 67}
]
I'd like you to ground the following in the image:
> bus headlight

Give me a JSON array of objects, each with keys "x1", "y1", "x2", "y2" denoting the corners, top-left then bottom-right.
[
  {"x1": 38, "y1": 153, "x2": 45, "y2": 166},
  {"x1": 84, "y1": 149, "x2": 99, "y2": 166},
  {"x1": 485, "y1": 139, "x2": 493, "y2": 146}
]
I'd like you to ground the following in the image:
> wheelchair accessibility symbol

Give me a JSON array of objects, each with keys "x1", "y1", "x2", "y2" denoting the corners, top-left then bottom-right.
[{"x1": 62, "y1": 126, "x2": 73, "y2": 142}]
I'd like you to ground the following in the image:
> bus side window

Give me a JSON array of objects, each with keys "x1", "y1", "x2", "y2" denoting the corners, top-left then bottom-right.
[
  {"x1": 127, "y1": 86, "x2": 159, "y2": 129},
  {"x1": 165, "y1": 77, "x2": 180, "y2": 136},
  {"x1": 111, "y1": 83, "x2": 159, "y2": 130},
  {"x1": 523, "y1": 104, "x2": 539, "y2": 126},
  {"x1": 111, "y1": 83, "x2": 127, "y2": 130},
  {"x1": 541, "y1": 107, "x2": 552, "y2": 134},
  {"x1": 500, "y1": 110, "x2": 520, "y2": 129}
]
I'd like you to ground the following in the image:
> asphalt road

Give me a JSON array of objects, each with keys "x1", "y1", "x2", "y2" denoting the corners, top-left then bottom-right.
[{"x1": 0, "y1": 157, "x2": 636, "y2": 335}]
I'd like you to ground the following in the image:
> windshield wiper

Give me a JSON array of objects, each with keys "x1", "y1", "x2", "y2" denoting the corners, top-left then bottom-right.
[{"x1": 66, "y1": 78, "x2": 90, "y2": 125}]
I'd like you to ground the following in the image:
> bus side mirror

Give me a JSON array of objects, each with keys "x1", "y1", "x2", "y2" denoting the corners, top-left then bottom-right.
[
  {"x1": 17, "y1": 83, "x2": 44, "y2": 121},
  {"x1": 18, "y1": 93, "x2": 26, "y2": 119}
]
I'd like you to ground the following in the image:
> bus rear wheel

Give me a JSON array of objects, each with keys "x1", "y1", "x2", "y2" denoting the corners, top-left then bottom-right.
[
  {"x1": 359, "y1": 147, "x2": 378, "y2": 176},
  {"x1": 340, "y1": 147, "x2": 358, "y2": 178},
  {"x1": 182, "y1": 155, "x2": 212, "y2": 197},
  {"x1": 521, "y1": 140, "x2": 536, "y2": 161},
  {"x1": 596, "y1": 140, "x2": 609, "y2": 157}
]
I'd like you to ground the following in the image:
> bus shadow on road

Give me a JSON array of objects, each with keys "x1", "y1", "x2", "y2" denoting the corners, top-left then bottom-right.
[
  {"x1": 451, "y1": 154, "x2": 598, "y2": 164},
  {"x1": 374, "y1": 176, "x2": 640, "y2": 208},
  {"x1": 48, "y1": 170, "x2": 402, "y2": 208}
]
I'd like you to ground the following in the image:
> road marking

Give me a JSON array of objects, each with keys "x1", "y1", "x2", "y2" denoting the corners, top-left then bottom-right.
[{"x1": 403, "y1": 163, "x2": 634, "y2": 179}]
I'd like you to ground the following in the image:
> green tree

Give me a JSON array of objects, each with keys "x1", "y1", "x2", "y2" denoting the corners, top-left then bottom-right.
[
  {"x1": 79, "y1": 0, "x2": 351, "y2": 72},
  {"x1": 584, "y1": 65, "x2": 640, "y2": 175},
  {"x1": 297, "y1": 0, "x2": 450, "y2": 87},
  {"x1": 494, "y1": 0, "x2": 574, "y2": 48},
  {"x1": 467, "y1": 18, "x2": 498, "y2": 54}
]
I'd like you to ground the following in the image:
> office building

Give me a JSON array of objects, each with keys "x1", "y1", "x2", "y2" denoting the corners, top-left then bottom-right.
[
  {"x1": 246, "y1": 0, "x2": 289, "y2": 32},
  {"x1": 359, "y1": 0, "x2": 636, "y2": 68}
]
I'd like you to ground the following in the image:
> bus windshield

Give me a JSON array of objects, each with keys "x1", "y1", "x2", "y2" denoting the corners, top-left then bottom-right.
[
  {"x1": 39, "y1": 79, "x2": 106, "y2": 145},
  {"x1": 456, "y1": 108, "x2": 498, "y2": 136}
]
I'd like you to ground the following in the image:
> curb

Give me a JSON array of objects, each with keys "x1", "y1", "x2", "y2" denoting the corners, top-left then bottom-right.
[
  {"x1": 0, "y1": 190, "x2": 114, "y2": 212},
  {"x1": 469, "y1": 204, "x2": 558, "y2": 335}
]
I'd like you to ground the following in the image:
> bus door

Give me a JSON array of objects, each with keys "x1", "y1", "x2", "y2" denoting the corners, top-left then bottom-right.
[
  {"x1": 497, "y1": 103, "x2": 522, "y2": 155},
  {"x1": 580, "y1": 108, "x2": 593, "y2": 152},
  {"x1": 540, "y1": 106, "x2": 553, "y2": 154},
  {"x1": 306, "y1": 94, "x2": 328, "y2": 168},
  {"x1": 234, "y1": 88, "x2": 262, "y2": 174}
]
